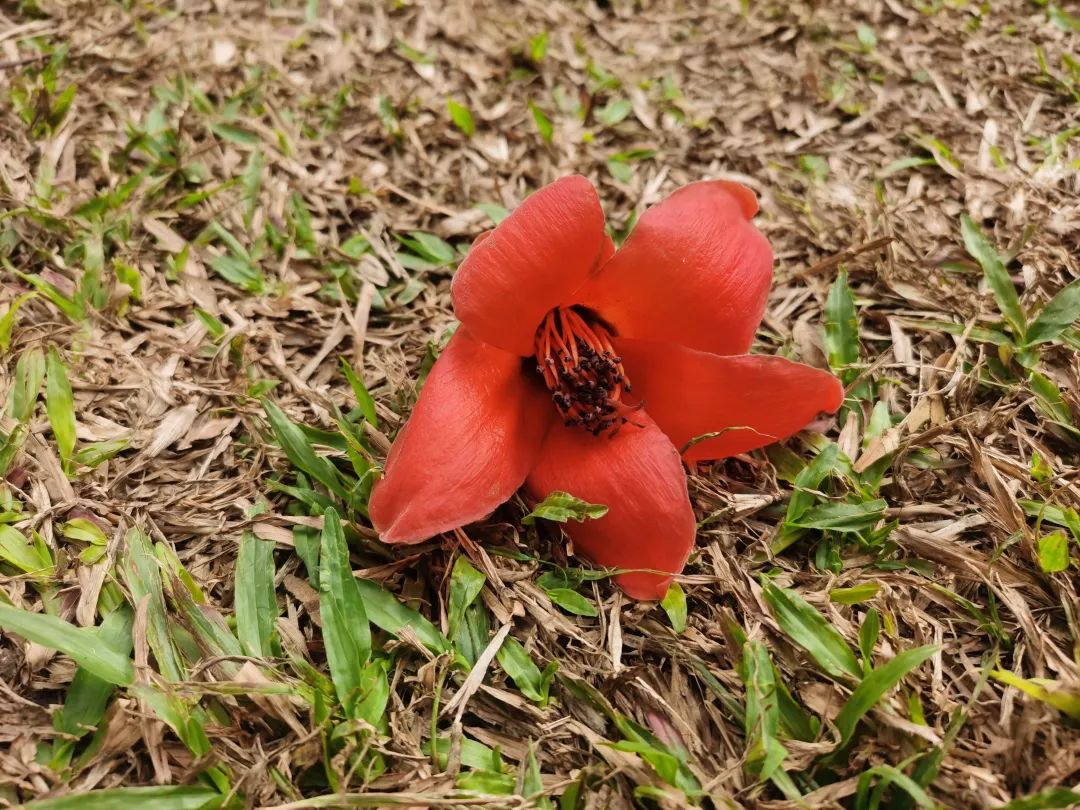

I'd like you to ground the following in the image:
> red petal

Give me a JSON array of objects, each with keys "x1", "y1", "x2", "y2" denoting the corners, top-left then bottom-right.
[
  {"x1": 526, "y1": 414, "x2": 695, "y2": 600},
  {"x1": 616, "y1": 338, "x2": 844, "y2": 463},
  {"x1": 370, "y1": 329, "x2": 552, "y2": 543},
  {"x1": 579, "y1": 180, "x2": 773, "y2": 356},
  {"x1": 451, "y1": 176, "x2": 608, "y2": 356}
]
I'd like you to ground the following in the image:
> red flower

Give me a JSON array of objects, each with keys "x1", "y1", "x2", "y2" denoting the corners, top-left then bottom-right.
[{"x1": 369, "y1": 176, "x2": 843, "y2": 599}]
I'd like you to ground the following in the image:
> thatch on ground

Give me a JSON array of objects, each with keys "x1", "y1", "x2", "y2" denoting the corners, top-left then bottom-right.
[{"x1": 0, "y1": 1, "x2": 1078, "y2": 807}]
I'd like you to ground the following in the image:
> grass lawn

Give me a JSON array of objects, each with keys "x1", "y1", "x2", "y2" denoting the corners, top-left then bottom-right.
[{"x1": 1, "y1": 1, "x2": 1079, "y2": 807}]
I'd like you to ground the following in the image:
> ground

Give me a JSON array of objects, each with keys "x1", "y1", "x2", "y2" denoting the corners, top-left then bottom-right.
[{"x1": 1, "y1": 0, "x2": 1079, "y2": 808}]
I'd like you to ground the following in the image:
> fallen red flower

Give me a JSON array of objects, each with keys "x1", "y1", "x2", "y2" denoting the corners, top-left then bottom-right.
[{"x1": 369, "y1": 176, "x2": 843, "y2": 599}]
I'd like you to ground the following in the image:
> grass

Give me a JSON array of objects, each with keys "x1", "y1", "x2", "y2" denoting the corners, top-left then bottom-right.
[{"x1": 1, "y1": 1, "x2": 1079, "y2": 808}]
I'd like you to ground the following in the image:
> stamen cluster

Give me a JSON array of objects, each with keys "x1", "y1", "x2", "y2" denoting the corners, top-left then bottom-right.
[{"x1": 534, "y1": 307, "x2": 632, "y2": 435}]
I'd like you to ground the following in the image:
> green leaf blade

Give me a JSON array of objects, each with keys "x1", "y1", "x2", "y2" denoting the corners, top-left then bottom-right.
[
  {"x1": 763, "y1": 583, "x2": 862, "y2": 680},
  {"x1": 262, "y1": 399, "x2": 347, "y2": 498},
  {"x1": 448, "y1": 556, "x2": 486, "y2": 640},
  {"x1": 50, "y1": 607, "x2": 134, "y2": 768},
  {"x1": 0, "y1": 604, "x2": 133, "y2": 686},
  {"x1": 447, "y1": 98, "x2": 475, "y2": 136},
  {"x1": 496, "y1": 635, "x2": 553, "y2": 705},
  {"x1": 0, "y1": 525, "x2": 54, "y2": 577},
  {"x1": 660, "y1": 583, "x2": 687, "y2": 633},
  {"x1": 835, "y1": 644, "x2": 938, "y2": 745},
  {"x1": 45, "y1": 348, "x2": 76, "y2": 471},
  {"x1": 542, "y1": 587, "x2": 598, "y2": 617},
  {"x1": 319, "y1": 508, "x2": 371, "y2": 716},
  {"x1": 961, "y1": 216, "x2": 1026, "y2": 338},
  {"x1": 122, "y1": 528, "x2": 184, "y2": 681},
  {"x1": 235, "y1": 531, "x2": 278, "y2": 658},
  {"x1": 524, "y1": 491, "x2": 608, "y2": 525},
  {"x1": 824, "y1": 269, "x2": 860, "y2": 383},
  {"x1": 1026, "y1": 279, "x2": 1080, "y2": 345},
  {"x1": 9, "y1": 348, "x2": 45, "y2": 423},
  {"x1": 354, "y1": 577, "x2": 450, "y2": 654},
  {"x1": 1037, "y1": 532, "x2": 1071, "y2": 574},
  {"x1": 340, "y1": 358, "x2": 378, "y2": 426},
  {"x1": 790, "y1": 499, "x2": 888, "y2": 533},
  {"x1": 529, "y1": 100, "x2": 553, "y2": 142},
  {"x1": 22, "y1": 785, "x2": 223, "y2": 810}
]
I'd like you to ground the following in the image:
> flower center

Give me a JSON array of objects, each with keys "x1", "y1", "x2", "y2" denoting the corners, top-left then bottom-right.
[{"x1": 533, "y1": 307, "x2": 634, "y2": 435}]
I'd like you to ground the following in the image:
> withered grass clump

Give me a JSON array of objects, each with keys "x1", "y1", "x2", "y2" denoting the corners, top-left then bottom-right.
[{"x1": 0, "y1": 1, "x2": 1077, "y2": 807}]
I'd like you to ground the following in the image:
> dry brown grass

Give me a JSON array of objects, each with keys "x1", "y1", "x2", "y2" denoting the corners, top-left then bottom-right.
[{"x1": 1, "y1": 1, "x2": 1079, "y2": 808}]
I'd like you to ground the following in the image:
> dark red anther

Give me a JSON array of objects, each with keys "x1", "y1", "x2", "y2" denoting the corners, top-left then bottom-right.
[{"x1": 533, "y1": 307, "x2": 635, "y2": 435}]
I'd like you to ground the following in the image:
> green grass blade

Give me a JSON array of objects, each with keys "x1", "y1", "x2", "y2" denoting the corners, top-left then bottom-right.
[
  {"x1": 45, "y1": 348, "x2": 76, "y2": 471},
  {"x1": 171, "y1": 581, "x2": 243, "y2": 664},
  {"x1": 739, "y1": 639, "x2": 787, "y2": 782},
  {"x1": 0, "y1": 425, "x2": 27, "y2": 477},
  {"x1": 447, "y1": 98, "x2": 476, "y2": 136},
  {"x1": 900, "y1": 318, "x2": 1013, "y2": 345},
  {"x1": 1028, "y1": 372, "x2": 1079, "y2": 435},
  {"x1": 287, "y1": 192, "x2": 317, "y2": 254},
  {"x1": 496, "y1": 635, "x2": 553, "y2": 706},
  {"x1": 660, "y1": 582, "x2": 687, "y2": 633},
  {"x1": 51, "y1": 606, "x2": 134, "y2": 768},
  {"x1": 991, "y1": 670, "x2": 1080, "y2": 719},
  {"x1": 129, "y1": 685, "x2": 228, "y2": 791},
  {"x1": 75, "y1": 438, "x2": 129, "y2": 468},
  {"x1": 293, "y1": 524, "x2": 320, "y2": 586},
  {"x1": 448, "y1": 556, "x2": 486, "y2": 640},
  {"x1": 542, "y1": 587, "x2": 598, "y2": 617},
  {"x1": 235, "y1": 531, "x2": 278, "y2": 658},
  {"x1": 835, "y1": 645, "x2": 938, "y2": 745},
  {"x1": 790, "y1": 499, "x2": 888, "y2": 532},
  {"x1": 523, "y1": 491, "x2": 608, "y2": 525},
  {"x1": 428, "y1": 735, "x2": 508, "y2": 771},
  {"x1": 21, "y1": 785, "x2": 223, "y2": 810},
  {"x1": 994, "y1": 788, "x2": 1080, "y2": 810},
  {"x1": 960, "y1": 216, "x2": 1026, "y2": 338},
  {"x1": 1025, "y1": 278, "x2": 1080, "y2": 344},
  {"x1": 521, "y1": 741, "x2": 553, "y2": 809},
  {"x1": 763, "y1": 583, "x2": 862, "y2": 680},
  {"x1": 0, "y1": 291, "x2": 36, "y2": 352},
  {"x1": 207, "y1": 219, "x2": 251, "y2": 261},
  {"x1": 455, "y1": 601, "x2": 491, "y2": 668},
  {"x1": 529, "y1": 99, "x2": 553, "y2": 142},
  {"x1": 0, "y1": 603, "x2": 133, "y2": 686},
  {"x1": 340, "y1": 358, "x2": 378, "y2": 427},
  {"x1": 785, "y1": 443, "x2": 840, "y2": 524},
  {"x1": 263, "y1": 399, "x2": 347, "y2": 498},
  {"x1": 831, "y1": 584, "x2": 881, "y2": 605},
  {"x1": 774, "y1": 443, "x2": 841, "y2": 553},
  {"x1": 9, "y1": 347, "x2": 45, "y2": 422},
  {"x1": 319, "y1": 507, "x2": 371, "y2": 716},
  {"x1": 854, "y1": 764, "x2": 935, "y2": 809},
  {"x1": 241, "y1": 147, "x2": 263, "y2": 229},
  {"x1": 0, "y1": 525, "x2": 54, "y2": 577},
  {"x1": 352, "y1": 657, "x2": 391, "y2": 728},
  {"x1": 774, "y1": 668, "x2": 820, "y2": 742},
  {"x1": 14, "y1": 271, "x2": 85, "y2": 321},
  {"x1": 122, "y1": 527, "x2": 184, "y2": 681},
  {"x1": 859, "y1": 608, "x2": 881, "y2": 673},
  {"x1": 824, "y1": 269, "x2": 861, "y2": 384},
  {"x1": 354, "y1": 577, "x2": 449, "y2": 653},
  {"x1": 1036, "y1": 532, "x2": 1070, "y2": 574}
]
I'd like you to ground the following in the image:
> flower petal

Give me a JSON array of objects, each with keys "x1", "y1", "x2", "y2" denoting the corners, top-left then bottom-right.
[
  {"x1": 579, "y1": 180, "x2": 773, "y2": 356},
  {"x1": 526, "y1": 414, "x2": 695, "y2": 600},
  {"x1": 451, "y1": 175, "x2": 609, "y2": 356},
  {"x1": 616, "y1": 338, "x2": 844, "y2": 463},
  {"x1": 370, "y1": 329, "x2": 552, "y2": 543}
]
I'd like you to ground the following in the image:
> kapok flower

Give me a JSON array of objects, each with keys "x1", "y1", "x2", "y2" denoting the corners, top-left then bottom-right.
[{"x1": 369, "y1": 176, "x2": 843, "y2": 599}]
